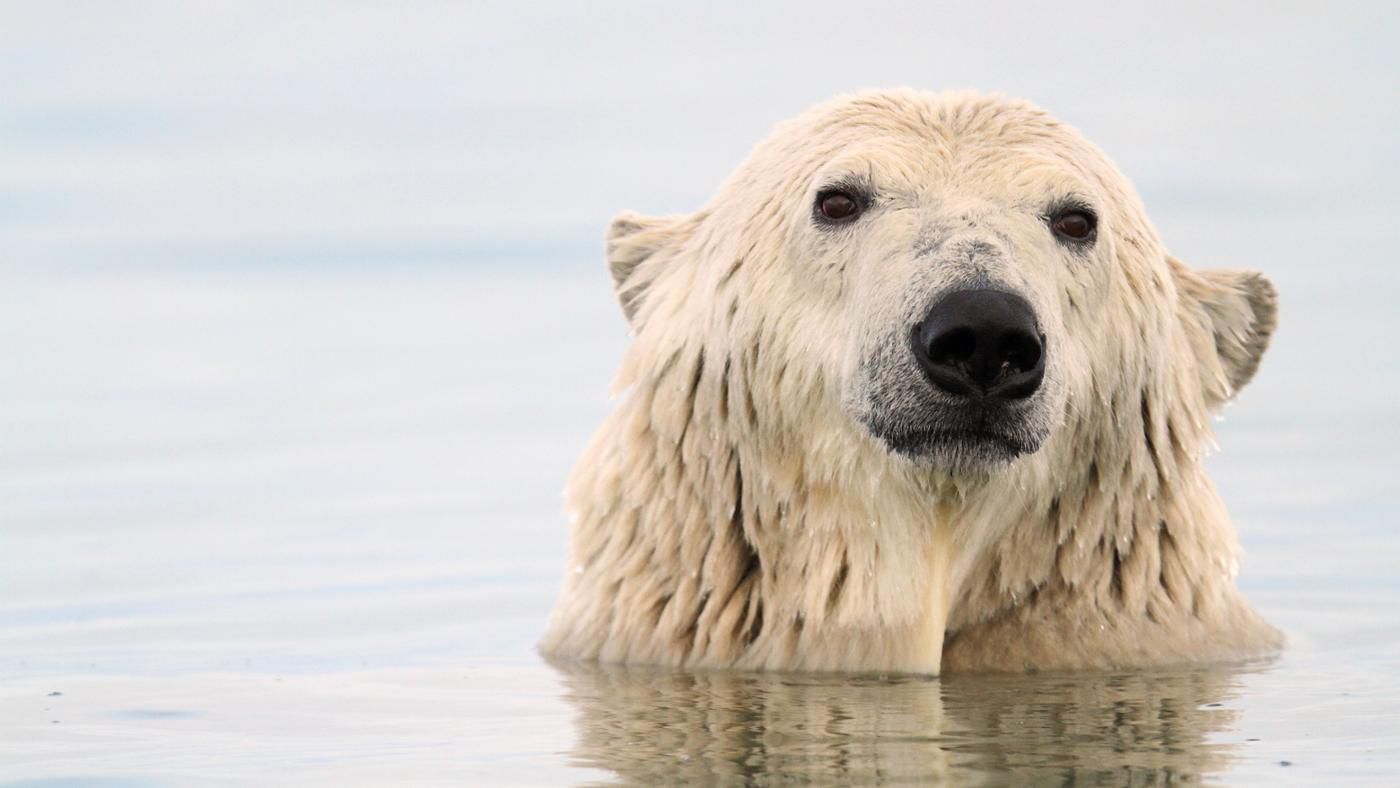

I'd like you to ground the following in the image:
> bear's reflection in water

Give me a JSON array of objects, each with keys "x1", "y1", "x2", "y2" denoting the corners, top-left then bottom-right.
[{"x1": 551, "y1": 659, "x2": 1262, "y2": 785}]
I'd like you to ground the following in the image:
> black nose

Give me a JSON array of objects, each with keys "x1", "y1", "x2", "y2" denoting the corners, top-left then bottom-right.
[{"x1": 912, "y1": 289, "x2": 1046, "y2": 400}]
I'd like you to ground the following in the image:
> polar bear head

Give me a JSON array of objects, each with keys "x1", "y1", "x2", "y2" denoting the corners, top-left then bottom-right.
[{"x1": 604, "y1": 89, "x2": 1276, "y2": 480}]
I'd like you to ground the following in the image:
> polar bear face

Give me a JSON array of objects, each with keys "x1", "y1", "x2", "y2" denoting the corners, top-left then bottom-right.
[
  {"x1": 605, "y1": 90, "x2": 1275, "y2": 479},
  {"x1": 793, "y1": 135, "x2": 1101, "y2": 470}
]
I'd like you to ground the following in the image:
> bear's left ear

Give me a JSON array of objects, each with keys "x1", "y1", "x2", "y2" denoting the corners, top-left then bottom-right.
[
  {"x1": 606, "y1": 210, "x2": 693, "y2": 326},
  {"x1": 1170, "y1": 256, "x2": 1279, "y2": 406}
]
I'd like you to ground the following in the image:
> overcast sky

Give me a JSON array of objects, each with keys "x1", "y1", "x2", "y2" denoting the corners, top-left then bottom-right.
[{"x1": 2, "y1": 1, "x2": 1396, "y2": 271}]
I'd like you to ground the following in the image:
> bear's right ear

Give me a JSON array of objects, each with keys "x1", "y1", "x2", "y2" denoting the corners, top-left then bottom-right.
[{"x1": 606, "y1": 210, "x2": 691, "y2": 325}]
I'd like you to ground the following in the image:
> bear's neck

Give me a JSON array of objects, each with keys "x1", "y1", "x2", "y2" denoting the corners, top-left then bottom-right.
[
  {"x1": 938, "y1": 378, "x2": 1273, "y2": 670},
  {"x1": 545, "y1": 340, "x2": 1249, "y2": 674}
]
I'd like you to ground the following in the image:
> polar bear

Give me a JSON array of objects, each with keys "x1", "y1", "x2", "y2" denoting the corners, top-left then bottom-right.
[{"x1": 540, "y1": 89, "x2": 1281, "y2": 674}]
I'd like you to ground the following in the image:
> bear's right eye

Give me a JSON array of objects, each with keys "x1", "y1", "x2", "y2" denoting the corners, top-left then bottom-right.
[{"x1": 815, "y1": 189, "x2": 864, "y2": 224}]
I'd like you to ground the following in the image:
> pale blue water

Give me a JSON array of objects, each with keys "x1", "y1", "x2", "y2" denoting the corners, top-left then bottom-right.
[{"x1": 2, "y1": 3, "x2": 1399, "y2": 784}]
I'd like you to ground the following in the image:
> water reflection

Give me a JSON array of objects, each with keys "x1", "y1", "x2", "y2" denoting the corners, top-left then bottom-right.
[{"x1": 552, "y1": 658, "x2": 1269, "y2": 785}]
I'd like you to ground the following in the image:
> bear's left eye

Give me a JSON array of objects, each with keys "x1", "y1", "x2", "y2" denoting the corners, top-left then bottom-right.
[
  {"x1": 1048, "y1": 207, "x2": 1097, "y2": 243},
  {"x1": 815, "y1": 189, "x2": 864, "y2": 224}
]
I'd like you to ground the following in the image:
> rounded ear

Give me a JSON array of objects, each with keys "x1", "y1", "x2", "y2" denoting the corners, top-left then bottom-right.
[
  {"x1": 606, "y1": 210, "x2": 693, "y2": 325},
  {"x1": 1170, "y1": 256, "x2": 1279, "y2": 406}
]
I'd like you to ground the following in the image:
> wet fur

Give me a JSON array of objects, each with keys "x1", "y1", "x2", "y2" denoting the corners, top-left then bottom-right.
[{"x1": 540, "y1": 89, "x2": 1281, "y2": 674}]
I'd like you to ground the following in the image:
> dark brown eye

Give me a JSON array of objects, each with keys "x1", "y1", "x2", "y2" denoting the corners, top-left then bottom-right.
[
  {"x1": 816, "y1": 190, "x2": 862, "y2": 223},
  {"x1": 1050, "y1": 209, "x2": 1095, "y2": 242}
]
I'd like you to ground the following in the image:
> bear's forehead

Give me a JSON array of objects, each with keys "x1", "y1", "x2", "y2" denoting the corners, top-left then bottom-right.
[
  {"x1": 788, "y1": 90, "x2": 1065, "y2": 148},
  {"x1": 738, "y1": 89, "x2": 1117, "y2": 200},
  {"x1": 821, "y1": 90, "x2": 1052, "y2": 132}
]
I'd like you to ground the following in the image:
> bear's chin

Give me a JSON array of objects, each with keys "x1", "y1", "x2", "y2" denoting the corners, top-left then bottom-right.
[
  {"x1": 864, "y1": 422, "x2": 1045, "y2": 474},
  {"x1": 899, "y1": 430, "x2": 1032, "y2": 466}
]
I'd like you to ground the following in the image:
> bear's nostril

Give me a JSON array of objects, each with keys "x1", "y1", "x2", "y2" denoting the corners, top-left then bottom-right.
[
  {"x1": 929, "y1": 327, "x2": 977, "y2": 368},
  {"x1": 997, "y1": 332, "x2": 1042, "y2": 373}
]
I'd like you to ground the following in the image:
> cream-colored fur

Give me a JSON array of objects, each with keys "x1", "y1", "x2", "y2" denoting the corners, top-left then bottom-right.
[{"x1": 540, "y1": 89, "x2": 1281, "y2": 674}]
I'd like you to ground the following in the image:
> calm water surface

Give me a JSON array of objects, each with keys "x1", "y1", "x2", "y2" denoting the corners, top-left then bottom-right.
[
  {"x1": 3, "y1": 3, "x2": 1399, "y2": 784},
  {"x1": 1, "y1": 267, "x2": 1397, "y2": 784}
]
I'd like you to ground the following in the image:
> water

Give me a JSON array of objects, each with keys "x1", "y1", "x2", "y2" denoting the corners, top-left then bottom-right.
[
  {"x1": 3, "y1": 266, "x2": 1397, "y2": 784},
  {"x1": 3, "y1": 3, "x2": 1399, "y2": 785}
]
